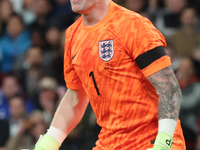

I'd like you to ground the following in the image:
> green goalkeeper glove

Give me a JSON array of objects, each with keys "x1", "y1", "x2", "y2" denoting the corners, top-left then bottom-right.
[
  {"x1": 149, "y1": 132, "x2": 173, "y2": 150},
  {"x1": 34, "y1": 135, "x2": 60, "y2": 150}
]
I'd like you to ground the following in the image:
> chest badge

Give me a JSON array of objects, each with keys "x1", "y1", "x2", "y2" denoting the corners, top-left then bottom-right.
[{"x1": 99, "y1": 39, "x2": 114, "y2": 62}]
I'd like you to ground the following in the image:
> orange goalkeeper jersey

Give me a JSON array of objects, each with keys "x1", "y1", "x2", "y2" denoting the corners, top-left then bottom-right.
[{"x1": 64, "y1": 1, "x2": 185, "y2": 150}]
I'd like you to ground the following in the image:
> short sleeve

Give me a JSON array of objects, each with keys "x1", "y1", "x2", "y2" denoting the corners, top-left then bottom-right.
[
  {"x1": 64, "y1": 30, "x2": 83, "y2": 90},
  {"x1": 125, "y1": 16, "x2": 171, "y2": 77}
]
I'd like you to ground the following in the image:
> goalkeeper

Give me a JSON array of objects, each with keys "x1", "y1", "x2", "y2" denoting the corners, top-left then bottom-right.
[{"x1": 34, "y1": 0, "x2": 186, "y2": 149}]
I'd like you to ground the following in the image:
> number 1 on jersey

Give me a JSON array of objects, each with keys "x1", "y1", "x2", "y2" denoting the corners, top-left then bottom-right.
[{"x1": 89, "y1": 71, "x2": 101, "y2": 96}]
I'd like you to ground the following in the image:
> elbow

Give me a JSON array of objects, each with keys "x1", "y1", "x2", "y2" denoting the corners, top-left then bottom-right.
[
  {"x1": 67, "y1": 96, "x2": 79, "y2": 108},
  {"x1": 66, "y1": 88, "x2": 88, "y2": 108}
]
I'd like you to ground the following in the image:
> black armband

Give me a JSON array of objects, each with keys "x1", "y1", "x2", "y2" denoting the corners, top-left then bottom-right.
[{"x1": 135, "y1": 46, "x2": 167, "y2": 70}]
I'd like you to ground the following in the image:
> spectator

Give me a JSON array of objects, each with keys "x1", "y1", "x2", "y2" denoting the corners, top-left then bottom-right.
[
  {"x1": 38, "y1": 76, "x2": 58, "y2": 125},
  {"x1": 0, "y1": 14, "x2": 31, "y2": 73},
  {"x1": 28, "y1": 0, "x2": 51, "y2": 35},
  {"x1": 13, "y1": 47, "x2": 46, "y2": 99},
  {"x1": 0, "y1": 0, "x2": 14, "y2": 36},
  {"x1": 28, "y1": 110, "x2": 48, "y2": 149},
  {"x1": 154, "y1": 0, "x2": 187, "y2": 37},
  {"x1": 0, "y1": 73, "x2": 35, "y2": 120},
  {"x1": 168, "y1": 7, "x2": 200, "y2": 57},
  {"x1": 5, "y1": 95, "x2": 31, "y2": 150},
  {"x1": 45, "y1": 26, "x2": 61, "y2": 51},
  {"x1": 6, "y1": 109, "x2": 48, "y2": 150},
  {"x1": 8, "y1": 96, "x2": 27, "y2": 137},
  {"x1": 13, "y1": 46, "x2": 43, "y2": 71},
  {"x1": 22, "y1": 47, "x2": 44, "y2": 99},
  {"x1": 176, "y1": 57, "x2": 200, "y2": 150}
]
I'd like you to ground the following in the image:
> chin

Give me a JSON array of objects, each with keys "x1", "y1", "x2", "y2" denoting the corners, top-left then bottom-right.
[{"x1": 71, "y1": 6, "x2": 82, "y2": 13}]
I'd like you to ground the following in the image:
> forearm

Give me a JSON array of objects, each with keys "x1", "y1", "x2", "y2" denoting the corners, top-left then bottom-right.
[
  {"x1": 147, "y1": 66, "x2": 182, "y2": 121},
  {"x1": 51, "y1": 89, "x2": 89, "y2": 136},
  {"x1": 147, "y1": 66, "x2": 182, "y2": 150}
]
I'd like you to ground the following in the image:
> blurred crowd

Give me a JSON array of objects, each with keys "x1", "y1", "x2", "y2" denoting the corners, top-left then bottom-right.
[{"x1": 0, "y1": 0, "x2": 200, "y2": 150}]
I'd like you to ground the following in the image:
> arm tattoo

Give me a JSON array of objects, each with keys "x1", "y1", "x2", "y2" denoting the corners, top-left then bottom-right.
[{"x1": 147, "y1": 66, "x2": 182, "y2": 120}]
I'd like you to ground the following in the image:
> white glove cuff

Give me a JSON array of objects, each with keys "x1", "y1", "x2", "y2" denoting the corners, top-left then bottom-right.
[
  {"x1": 46, "y1": 126, "x2": 67, "y2": 144},
  {"x1": 158, "y1": 119, "x2": 177, "y2": 137}
]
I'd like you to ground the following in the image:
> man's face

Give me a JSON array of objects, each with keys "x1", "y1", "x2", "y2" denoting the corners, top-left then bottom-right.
[
  {"x1": 166, "y1": 0, "x2": 186, "y2": 13},
  {"x1": 181, "y1": 8, "x2": 197, "y2": 27},
  {"x1": 7, "y1": 16, "x2": 24, "y2": 38},
  {"x1": 69, "y1": 0, "x2": 98, "y2": 14},
  {"x1": 9, "y1": 97, "x2": 25, "y2": 120},
  {"x1": 3, "y1": 77, "x2": 20, "y2": 98}
]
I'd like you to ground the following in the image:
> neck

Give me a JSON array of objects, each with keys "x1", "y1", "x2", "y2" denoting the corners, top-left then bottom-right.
[{"x1": 82, "y1": 0, "x2": 111, "y2": 27}]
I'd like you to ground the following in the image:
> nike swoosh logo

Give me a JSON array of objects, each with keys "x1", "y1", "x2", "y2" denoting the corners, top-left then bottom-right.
[{"x1": 72, "y1": 54, "x2": 77, "y2": 60}]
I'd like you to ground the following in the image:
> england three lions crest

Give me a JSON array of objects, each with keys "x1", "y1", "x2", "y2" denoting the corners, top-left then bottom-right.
[{"x1": 99, "y1": 40, "x2": 114, "y2": 62}]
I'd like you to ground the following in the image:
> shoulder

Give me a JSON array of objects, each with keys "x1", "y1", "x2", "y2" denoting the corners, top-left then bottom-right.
[
  {"x1": 115, "y1": 3, "x2": 150, "y2": 24},
  {"x1": 112, "y1": 2, "x2": 139, "y2": 19},
  {"x1": 111, "y1": 3, "x2": 154, "y2": 32}
]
